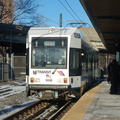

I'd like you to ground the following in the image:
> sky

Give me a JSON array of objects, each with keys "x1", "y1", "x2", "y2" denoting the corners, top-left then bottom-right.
[{"x1": 39, "y1": 0, "x2": 93, "y2": 27}]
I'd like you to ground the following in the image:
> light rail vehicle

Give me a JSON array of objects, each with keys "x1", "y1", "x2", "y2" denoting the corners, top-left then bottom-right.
[{"x1": 26, "y1": 27, "x2": 100, "y2": 100}]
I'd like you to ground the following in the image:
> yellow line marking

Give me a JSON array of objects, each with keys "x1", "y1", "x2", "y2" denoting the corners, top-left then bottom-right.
[{"x1": 61, "y1": 82, "x2": 103, "y2": 120}]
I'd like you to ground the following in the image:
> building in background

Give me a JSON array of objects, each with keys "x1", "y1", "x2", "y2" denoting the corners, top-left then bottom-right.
[
  {"x1": 0, "y1": 0, "x2": 14, "y2": 24},
  {"x1": 0, "y1": 0, "x2": 14, "y2": 61}
]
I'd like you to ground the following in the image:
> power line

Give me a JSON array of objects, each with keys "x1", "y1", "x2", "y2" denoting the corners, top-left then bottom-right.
[
  {"x1": 64, "y1": 0, "x2": 84, "y2": 24},
  {"x1": 63, "y1": 0, "x2": 94, "y2": 44},
  {"x1": 41, "y1": 16, "x2": 59, "y2": 25},
  {"x1": 44, "y1": 0, "x2": 94, "y2": 42},
  {"x1": 58, "y1": 0, "x2": 78, "y2": 22},
  {"x1": 59, "y1": 0, "x2": 88, "y2": 29}
]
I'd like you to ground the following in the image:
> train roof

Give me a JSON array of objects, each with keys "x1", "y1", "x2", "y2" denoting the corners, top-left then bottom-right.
[
  {"x1": 28, "y1": 27, "x2": 98, "y2": 51},
  {"x1": 28, "y1": 27, "x2": 79, "y2": 36}
]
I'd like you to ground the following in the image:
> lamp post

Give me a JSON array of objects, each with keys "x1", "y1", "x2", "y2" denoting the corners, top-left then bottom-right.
[{"x1": 9, "y1": 23, "x2": 13, "y2": 81}]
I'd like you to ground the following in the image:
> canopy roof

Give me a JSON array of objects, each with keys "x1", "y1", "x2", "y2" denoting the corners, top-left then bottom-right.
[{"x1": 80, "y1": 0, "x2": 120, "y2": 53}]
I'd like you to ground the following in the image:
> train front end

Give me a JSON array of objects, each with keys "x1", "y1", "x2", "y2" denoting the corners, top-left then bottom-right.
[{"x1": 26, "y1": 28, "x2": 73, "y2": 100}]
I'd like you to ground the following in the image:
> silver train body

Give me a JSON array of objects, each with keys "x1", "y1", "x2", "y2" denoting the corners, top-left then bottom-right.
[{"x1": 26, "y1": 27, "x2": 100, "y2": 100}]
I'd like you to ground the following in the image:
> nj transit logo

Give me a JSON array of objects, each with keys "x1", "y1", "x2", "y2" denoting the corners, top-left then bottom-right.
[{"x1": 57, "y1": 71, "x2": 65, "y2": 76}]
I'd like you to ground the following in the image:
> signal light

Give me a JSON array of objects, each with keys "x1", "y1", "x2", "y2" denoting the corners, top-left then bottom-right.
[
  {"x1": 64, "y1": 78, "x2": 67, "y2": 83},
  {"x1": 30, "y1": 77, "x2": 34, "y2": 83}
]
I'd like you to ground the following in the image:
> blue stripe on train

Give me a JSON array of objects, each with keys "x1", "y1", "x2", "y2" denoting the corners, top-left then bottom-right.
[{"x1": 71, "y1": 87, "x2": 81, "y2": 89}]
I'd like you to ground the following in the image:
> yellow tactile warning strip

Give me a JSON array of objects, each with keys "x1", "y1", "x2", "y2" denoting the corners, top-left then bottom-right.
[{"x1": 61, "y1": 82, "x2": 103, "y2": 120}]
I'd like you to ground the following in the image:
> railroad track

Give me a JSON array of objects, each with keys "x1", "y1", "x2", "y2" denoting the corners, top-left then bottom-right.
[
  {"x1": 0, "y1": 84, "x2": 25, "y2": 99},
  {"x1": 42, "y1": 100, "x2": 75, "y2": 120},
  {"x1": 4, "y1": 100, "x2": 50, "y2": 120},
  {"x1": 3, "y1": 100, "x2": 76, "y2": 120}
]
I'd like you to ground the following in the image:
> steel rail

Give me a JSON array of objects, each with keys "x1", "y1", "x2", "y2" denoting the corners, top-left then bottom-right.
[{"x1": 3, "y1": 100, "x2": 51, "y2": 120}]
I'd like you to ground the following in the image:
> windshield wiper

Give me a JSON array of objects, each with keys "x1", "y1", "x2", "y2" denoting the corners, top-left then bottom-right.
[{"x1": 52, "y1": 67, "x2": 58, "y2": 74}]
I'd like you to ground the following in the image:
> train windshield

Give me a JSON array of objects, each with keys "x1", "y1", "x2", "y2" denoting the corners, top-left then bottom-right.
[{"x1": 31, "y1": 37, "x2": 67, "y2": 69}]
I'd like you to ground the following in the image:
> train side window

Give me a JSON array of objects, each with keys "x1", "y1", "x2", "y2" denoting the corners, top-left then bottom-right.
[
  {"x1": 69, "y1": 48, "x2": 81, "y2": 76},
  {"x1": 70, "y1": 49, "x2": 79, "y2": 69}
]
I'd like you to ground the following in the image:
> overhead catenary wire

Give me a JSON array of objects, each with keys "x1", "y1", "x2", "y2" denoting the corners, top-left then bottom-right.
[
  {"x1": 58, "y1": 0, "x2": 89, "y2": 29},
  {"x1": 64, "y1": 0, "x2": 85, "y2": 24},
  {"x1": 42, "y1": 0, "x2": 92, "y2": 29},
  {"x1": 61, "y1": 0, "x2": 103, "y2": 49},
  {"x1": 42, "y1": 0, "x2": 94, "y2": 43},
  {"x1": 60, "y1": 0, "x2": 94, "y2": 41},
  {"x1": 41, "y1": 16, "x2": 59, "y2": 25},
  {"x1": 58, "y1": 0, "x2": 78, "y2": 22}
]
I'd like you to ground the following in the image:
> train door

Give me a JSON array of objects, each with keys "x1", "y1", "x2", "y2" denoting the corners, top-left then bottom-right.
[{"x1": 69, "y1": 48, "x2": 81, "y2": 88}]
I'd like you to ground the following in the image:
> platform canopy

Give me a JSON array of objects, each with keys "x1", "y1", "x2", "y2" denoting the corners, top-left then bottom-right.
[
  {"x1": 79, "y1": 27, "x2": 105, "y2": 51},
  {"x1": 80, "y1": 0, "x2": 120, "y2": 53},
  {"x1": 0, "y1": 23, "x2": 30, "y2": 45},
  {"x1": 0, "y1": 23, "x2": 30, "y2": 54}
]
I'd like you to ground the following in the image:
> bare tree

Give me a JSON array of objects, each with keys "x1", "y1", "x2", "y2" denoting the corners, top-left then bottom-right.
[{"x1": 0, "y1": 0, "x2": 48, "y2": 26}]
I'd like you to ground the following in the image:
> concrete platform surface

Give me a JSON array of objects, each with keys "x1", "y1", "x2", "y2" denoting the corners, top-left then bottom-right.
[{"x1": 61, "y1": 81, "x2": 120, "y2": 120}]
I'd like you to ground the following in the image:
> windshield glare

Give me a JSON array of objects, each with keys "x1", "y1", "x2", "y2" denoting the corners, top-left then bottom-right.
[{"x1": 31, "y1": 37, "x2": 67, "y2": 69}]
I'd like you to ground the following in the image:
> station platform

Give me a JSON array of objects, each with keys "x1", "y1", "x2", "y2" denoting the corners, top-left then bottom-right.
[{"x1": 61, "y1": 81, "x2": 120, "y2": 120}]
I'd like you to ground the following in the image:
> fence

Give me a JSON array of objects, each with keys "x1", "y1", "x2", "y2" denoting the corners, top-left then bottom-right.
[
  {"x1": 13, "y1": 56, "x2": 26, "y2": 78},
  {"x1": 0, "y1": 63, "x2": 9, "y2": 82},
  {"x1": 0, "y1": 55, "x2": 26, "y2": 81}
]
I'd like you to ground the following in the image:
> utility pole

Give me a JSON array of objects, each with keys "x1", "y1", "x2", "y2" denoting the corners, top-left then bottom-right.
[{"x1": 59, "y1": 13, "x2": 62, "y2": 27}]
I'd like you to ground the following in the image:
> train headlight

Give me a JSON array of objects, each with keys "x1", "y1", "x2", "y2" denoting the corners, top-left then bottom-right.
[
  {"x1": 64, "y1": 78, "x2": 67, "y2": 83},
  {"x1": 54, "y1": 91, "x2": 58, "y2": 98},
  {"x1": 39, "y1": 92, "x2": 42, "y2": 98},
  {"x1": 30, "y1": 77, "x2": 34, "y2": 83}
]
